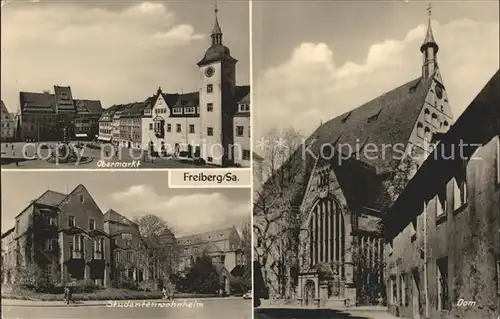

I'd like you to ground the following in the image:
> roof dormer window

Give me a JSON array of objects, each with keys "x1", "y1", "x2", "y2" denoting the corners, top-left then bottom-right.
[{"x1": 172, "y1": 108, "x2": 182, "y2": 115}]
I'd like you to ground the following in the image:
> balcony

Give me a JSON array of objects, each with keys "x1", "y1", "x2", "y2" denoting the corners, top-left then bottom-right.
[{"x1": 152, "y1": 117, "x2": 165, "y2": 138}]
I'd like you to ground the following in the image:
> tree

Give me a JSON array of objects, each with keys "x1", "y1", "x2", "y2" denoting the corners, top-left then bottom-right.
[
  {"x1": 134, "y1": 214, "x2": 180, "y2": 281},
  {"x1": 386, "y1": 147, "x2": 418, "y2": 202},
  {"x1": 184, "y1": 254, "x2": 220, "y2": 294},
  {"x1": 253, "y1": 127, "x2": 308, "y2": 299}
]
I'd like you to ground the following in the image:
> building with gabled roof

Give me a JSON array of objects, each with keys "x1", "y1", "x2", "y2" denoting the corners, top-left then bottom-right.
[
  {"x1": 1, "y1": 186, "x2": 165, "y2": 288},
  {"x1": 255, "y1": 10, "x2": 455, "y2": 306},
  {"x1": 382, "y1": 70, "x2": 499, "y2": 319},
  {"x1": 177, "y1": 226, "x2": 246, "y2": 295},
  {"x1": 18, "y1": 86, "x2": 102, "y2": 141},
  {"x1": 98, "y1": 5, "x2": 250, "y2": 167},
  {"x1": 1, "y1": 100, "x2": 17, "y2": 141}
]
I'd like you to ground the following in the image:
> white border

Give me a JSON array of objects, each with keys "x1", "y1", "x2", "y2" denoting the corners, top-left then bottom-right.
[{"x1": 249, "y1": 0, "x2": 255, "y2": 314}]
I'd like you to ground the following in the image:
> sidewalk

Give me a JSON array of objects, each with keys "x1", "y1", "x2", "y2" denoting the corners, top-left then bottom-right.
[{"x1": 2, "y1": 296, "x2": 243, "y2": 308}]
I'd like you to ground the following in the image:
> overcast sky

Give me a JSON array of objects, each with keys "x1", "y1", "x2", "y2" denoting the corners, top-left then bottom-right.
[
  {"x1": 1, "y1": 171, "x2": 250, "y2": 237},
  {"x1": 253, "y1": 0, "x2": 499, "y2": 138},
  {"x1": 1, "y1": 0, "x2": 249, "y2": 113}
]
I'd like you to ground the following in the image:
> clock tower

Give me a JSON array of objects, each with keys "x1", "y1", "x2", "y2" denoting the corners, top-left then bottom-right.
[{"x1": 197, "y1": 4, "x2": 238, "y2": 167}]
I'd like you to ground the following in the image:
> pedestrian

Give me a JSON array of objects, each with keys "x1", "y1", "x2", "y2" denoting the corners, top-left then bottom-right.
[
  {"x1": 162, "y1": 286, "x2": 167, "y2": 300},
  {"x1": 64, "y1": 286, "x2": 70, "y2": 304}
]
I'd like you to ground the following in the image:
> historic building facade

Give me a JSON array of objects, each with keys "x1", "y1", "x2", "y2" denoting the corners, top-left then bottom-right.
[
  {"x1": 255, "y1": 13, "x2": 454, "y2": 306},
  {"x1": 177, "y1": 226, "x2": 246, "y2": 295},
  {"x1": 383, "y1": 71, "x2": 499, "y2": 319},
  {"x1": 1, "y1": 100, "x2": 17, "y2": 141},
  {"x1": 1, "y1": 185, "x2": 164, "y2": 288},
  {"x1": 18, "y1": 86, "x2": 102, "y2": 141},
  {"x1": 97, "y1": 8, "x2": 250, "y2": 167}
]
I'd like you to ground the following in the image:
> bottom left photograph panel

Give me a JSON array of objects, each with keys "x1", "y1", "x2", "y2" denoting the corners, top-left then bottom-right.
[{"x1": 1, "y1": 170, "x2": 252, "y2": 319}]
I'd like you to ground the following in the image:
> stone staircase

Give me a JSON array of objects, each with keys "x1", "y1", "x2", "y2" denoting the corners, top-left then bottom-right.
[{"x1": 323, "y1": 298, "x2": 346, "y2": 309}]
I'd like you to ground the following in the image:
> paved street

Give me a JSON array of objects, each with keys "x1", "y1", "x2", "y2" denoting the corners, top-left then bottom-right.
[
  {"x1": 1, "y1": 298, "x2": 252, "y2": 319},
  {"x1": 255, "y1": 307, "x2": 400, "y2": 319},
  {"x1": 0, "y1": 142, "x2": 214, "y2": 169}
]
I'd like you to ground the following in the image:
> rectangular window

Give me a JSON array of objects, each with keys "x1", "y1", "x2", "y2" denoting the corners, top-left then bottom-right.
[
  {"x1": 242, "y1": 149, "x2": 251, "y2": 160},
  {"x1": 400, "y1": 274, "x2": 406, "y2": 306},
  {"x1": 236, "y1": 126, "x2": 244, "y2": 137},
  {"x1": 185, "y1": 107, "x2": 196, "y2": 114},
  {"x1": 189, "y1": 125, "x2": 195, "y2": 134},
  {"x1": 452, "y1": 177, "x2": 467, "y2": 210},
  {"x1": 437, "y1": 257, "x2": 450, "y2": 310},
  {"x1": 172, "y1": 108, "x2": 182, "y2": 115},
  {"x1": 176, "y1": 124, "x2": 181, "y2": 133},
  {"x1": 207, "y1": 84, "x2": 213, "y2": 93},
  {"x1": 410, "y1": 218, "x2": 417, "y2": 241},
  {"x1": 436, "y1": 195, "x2": 445, "y2": 217},
  {"x1": 89, "y1": 219, "x2": 96, "y2": 230},
  {"x1": 46, "y1": 239, "x2": 53, "y2": 251},
  {"x1": 115, "y1": 251, "x2": 120, "y2": 264},
  {"x1": 149, "y1": 123, "x2": 153, "y2": 130},
  {"x1": 207, "y1": 127, "x2": 214, "y2": 136},
  {"x1": 68, "y1": 216, "x2": 75, "y2": 227},
  {"x1": 167, "y1": 124, "x2": 171, "y2": 132},
  {"x1": 391, "y1": 276, "x2": 398, "y2": 305},
  {"x1": 207, "y1": 103, "x2": 213, "y2": 112}
]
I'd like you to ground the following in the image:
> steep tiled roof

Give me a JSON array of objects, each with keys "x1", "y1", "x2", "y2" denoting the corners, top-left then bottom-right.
[
  {"x1": 19, "y1": 92, "x2": 55, "y2": 113},
  {"x1": 178, "y1": 226, "x2": 236, "y2": 246},
  {"x1": 74, "y1": 99, "x2": 102, "y2": 115},
  {"x1": 384, "y1": 70, "x2": 500, "y2": 239},
  {"x1": 34, "y1": 190, "x2": 68, "y2": 207},
  {"x1": 260, "y1": 76, "x2": 433, "y2": 217},
  {"x1": 1, "y1": 100, "x2": 9, "y2": 114},
  {"x1": 172, "y1": 92, "x2": 199, "y2": 108},
  {"x1": 235, "y1": 85, "x2": 250, "y2": 104}
]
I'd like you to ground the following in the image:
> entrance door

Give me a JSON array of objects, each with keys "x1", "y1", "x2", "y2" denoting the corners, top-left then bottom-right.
[
  {"x1": 187, "y1": 144, "x2": 193, "y2": 158},
  {"x1": 304, "y1": 280, "x2": 315, "y2": 306},
  {"x1": 412, "y1": 270, "x2": 421, "y2": 319}
]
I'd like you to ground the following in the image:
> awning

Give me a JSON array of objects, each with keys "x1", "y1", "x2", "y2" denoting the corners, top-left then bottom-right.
[
  {"x1": 98, "y1": 136, "x2": 112, "y2": 142},
  {"x1": 75, "y1": 133, "x2": 87, "y2": 138}
]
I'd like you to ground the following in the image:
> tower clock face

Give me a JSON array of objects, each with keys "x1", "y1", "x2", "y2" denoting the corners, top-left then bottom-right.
[
  {"x1": 205, "y1": 67, "x2": 215, "y2": 78},
  {"x1": 435, "y1": 85, "x2": 443, "y2": 99}
]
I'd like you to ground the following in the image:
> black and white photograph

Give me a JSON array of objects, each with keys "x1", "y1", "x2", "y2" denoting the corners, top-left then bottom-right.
[
  {"x1": 0, "y1": 0, "x2": 250, "y2": 169},
  {"x1": 252, "y1": 1, "x2": 499, "y2": 319},
  {"x1": 1, "y1": 171, "x2": 252, "y2": 318}
]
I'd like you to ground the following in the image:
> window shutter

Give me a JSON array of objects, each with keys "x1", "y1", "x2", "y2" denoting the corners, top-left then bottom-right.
[
  {"x1": 453, "y1": 179, "x2": 461, "y2": 210},
  {"x1": 436, "y1": 196, "x2": 444, "y2": 216}
]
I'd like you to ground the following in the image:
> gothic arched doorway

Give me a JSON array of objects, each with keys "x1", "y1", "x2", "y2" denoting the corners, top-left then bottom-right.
[{"x1": 304, "y1": 280, "x2": 315, "y2": 306}]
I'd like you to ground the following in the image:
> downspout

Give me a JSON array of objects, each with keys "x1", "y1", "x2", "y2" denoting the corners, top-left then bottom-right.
[{"x1": 423, "y1": 202, "x2": 429, "y2": 318}]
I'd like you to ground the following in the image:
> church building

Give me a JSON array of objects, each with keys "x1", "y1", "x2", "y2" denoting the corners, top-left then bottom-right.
[{"x1": 255, "y1": 9, "x2": 454, "y2": 306}]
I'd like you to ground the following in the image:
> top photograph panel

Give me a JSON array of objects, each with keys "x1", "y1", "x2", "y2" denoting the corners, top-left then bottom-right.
[{"x1": 1, "y1": 1, "x2": 250, "y2": 169}]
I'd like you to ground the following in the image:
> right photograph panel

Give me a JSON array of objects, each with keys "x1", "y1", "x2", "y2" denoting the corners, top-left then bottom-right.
[{"x1": 252, "y1": 1, "x2": 500, "y2": 319}]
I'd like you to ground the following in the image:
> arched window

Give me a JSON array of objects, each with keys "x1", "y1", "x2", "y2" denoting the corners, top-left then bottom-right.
[
  {"x1": 309, "y1": 199, "x2": 345, "y2": 278},
  {"x1": 432, "y1": 113, "x2": 438, "y2": 127},
  {"x1": 416, "y1": 122, "x2": 424, "y2": 138},
  {"x1": 424, "y1": 127, "x2": 432, "y2": 142},
  {"x1": 424, "y1": 109, "x2": 431, "y2": 123}
]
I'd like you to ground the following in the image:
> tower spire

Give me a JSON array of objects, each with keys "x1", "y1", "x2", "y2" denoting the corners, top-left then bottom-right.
[
  {"x1": 421, "y1": 2, "x2": 439, "y2": 80},
  {"x1": 211, "y1": 1, "x2": 222, "y2": 45}
]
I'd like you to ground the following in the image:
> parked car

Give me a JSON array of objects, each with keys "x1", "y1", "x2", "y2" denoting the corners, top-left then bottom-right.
[{"x1": 243, "y1": 290, "x2": 252, "y2": 299}]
